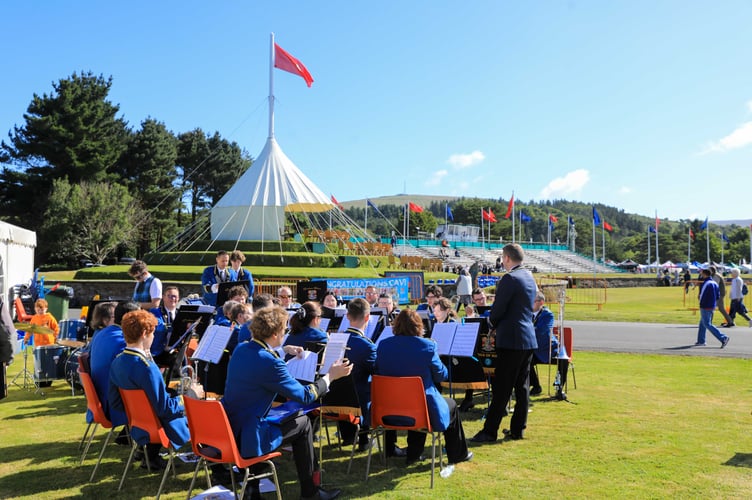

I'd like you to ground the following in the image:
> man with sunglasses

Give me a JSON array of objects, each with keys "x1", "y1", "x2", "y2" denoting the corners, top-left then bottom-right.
[{"x1": 128, "y1": 260, "x2": 162, "y2": 310}]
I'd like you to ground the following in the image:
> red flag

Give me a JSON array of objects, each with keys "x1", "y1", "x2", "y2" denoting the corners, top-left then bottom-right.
[
  {"x1": 274, "y1": 43, "x2": 314, "y2": 87},
  {"x1": 482, "y1": 209, "x2": 497, "y2": 222},
  {"x1": 689, "y1": 228, "x2": 695, "y2": 240},
  {"x1": 603, "y1": 221, "x2": 613, "y2": 232},
  {"x1": 330, "y1": 194, "x2": 343, "y2": 209},
  {"x1": 488, "y1": 208, "x2": 497, "y2": 223},
  {"x1": 655, "y1": 216, "x2": 660, "y2": 230},
  {"x1": 408, "y1": 202, "x2": 424, "y2": 213},
  {"x1": 504, "y1": 196, "x2": 514, "y2": 219},
  {"x1": 549, "y1": 214, "x2": 558, "y2": 223}
]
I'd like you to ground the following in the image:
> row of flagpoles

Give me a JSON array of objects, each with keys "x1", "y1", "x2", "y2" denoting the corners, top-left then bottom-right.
[{"x1": 333, "y1": 193, "x2": 750, "y2": 268}]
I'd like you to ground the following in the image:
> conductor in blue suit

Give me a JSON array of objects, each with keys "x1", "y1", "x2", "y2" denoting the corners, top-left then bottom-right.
[
  {"x1": 201, "y1": 250, "x2": 236, "y2": 306},
  {"x1": 376, "y1": 309, "x2": 473, "y2": 466},
  {"x1": 223, "y1": 306, "x2": 352, "y2": 500},
  {"x1": 471, "y1": 243, "x2": 538, "y2": 443}
]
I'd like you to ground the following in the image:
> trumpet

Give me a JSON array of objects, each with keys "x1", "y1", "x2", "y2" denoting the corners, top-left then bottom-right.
[{"x1": 178, "y1": 365, "x2": 197, "y2": 396}]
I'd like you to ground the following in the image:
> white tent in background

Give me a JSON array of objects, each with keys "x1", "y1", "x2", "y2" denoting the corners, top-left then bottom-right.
[
  {"x1": 210, "y1": 137, "x2": 332, "y2": 241},
  {"x1": 0, "y1": 221, "x2": 36, "y2": 300},
  {"x1": 210, "y1": 33, "x2": 334, "y2": 242}
]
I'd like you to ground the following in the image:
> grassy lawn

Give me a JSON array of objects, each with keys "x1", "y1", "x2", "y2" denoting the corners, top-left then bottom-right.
[{"x1": 2, "y1": 351, "x2": 752, "y2": 499}]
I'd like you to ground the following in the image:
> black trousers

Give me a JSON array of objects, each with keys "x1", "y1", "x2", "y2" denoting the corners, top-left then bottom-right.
[
  {"x1": 402, "y1": 397, "x2": 468, "y2": 463},
  {"x1": 483, "y1": 348, "x2": 534, "y2": 438},
  {"x1": 529, "y1": 358, "x2": 568, "y2": 390}
]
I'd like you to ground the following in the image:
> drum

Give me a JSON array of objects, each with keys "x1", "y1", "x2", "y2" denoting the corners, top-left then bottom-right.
[
  {"x1": 65, "y1": 347, "x2": 84, "y2": 391},
  {"x1": 34, "y1": 345, "x2": 67, "y2": 382},
  {"x1": 58, "y1": 319, "x2": 86, "y2": 348}
]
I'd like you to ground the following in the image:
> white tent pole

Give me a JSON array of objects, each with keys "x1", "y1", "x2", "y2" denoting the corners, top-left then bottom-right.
[
  {"x1": 647, "y1": 226, "x2": 651, "y2": 267},
  {"x1": 364, "y1": 202, "x2": 368, "y2": 237},
  {"x1": 269, "y1": 33, "x2": 275, "y2": 139}
]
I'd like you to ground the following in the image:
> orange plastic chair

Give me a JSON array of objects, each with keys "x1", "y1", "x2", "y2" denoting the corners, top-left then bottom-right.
[
  {"x1": 183, "y1": 397, "x2": 282, "y2": 500},
  {"x1": 117, "y1": 388, "x2": 177, "y2": 500},
  {"x1": 554, "y1": 326, "x2": 577, "y2": 389},
  {"x1": 78, "y1": 367, "x2": 124, "y2": 482},
  {"x1": 366, "y1": 375, "x2": 443, "y2": 488},
  {"x1": 14, "y1": 297, "x2": 32, "y2": 322}
]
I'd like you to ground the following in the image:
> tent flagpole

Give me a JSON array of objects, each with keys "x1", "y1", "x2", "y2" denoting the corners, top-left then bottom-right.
[
  {"x1": 269, "y1": 33, "x2": 275, "y2": 139},
  {"x1": 706, "y1": 218, "x2": 710, "y2": 264},
  {"x1": 511, "y1": 193, "x2": 515, "y2": 244}
]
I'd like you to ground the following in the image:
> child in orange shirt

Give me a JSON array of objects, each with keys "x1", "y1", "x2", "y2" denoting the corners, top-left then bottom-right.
[{"x1": 23, "y1": 298, "x2": 60, "y2": 346}]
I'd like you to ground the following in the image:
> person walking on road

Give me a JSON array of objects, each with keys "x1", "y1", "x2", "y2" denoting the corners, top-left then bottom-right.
[{"x1": 696, "y1": 268, "x2": 730, "y2": 348}]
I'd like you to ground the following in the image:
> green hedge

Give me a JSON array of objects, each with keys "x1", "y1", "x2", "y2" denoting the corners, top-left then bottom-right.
[
  {"x1": 182, "y1": 240, "x2": 310, "y2": 252},
  {"x1": 143, "y1": 251, "x2": 348, "y2": 268}
]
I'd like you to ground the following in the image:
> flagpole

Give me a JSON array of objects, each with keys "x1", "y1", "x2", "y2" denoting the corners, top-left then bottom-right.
[
  {"x1": 655, "y1": 210, "x2": 659, "y2": 270},
  {"x1": 687, "y1": 227, "x2": 691, "y2": 262},
  {"x1": 364, "y1": 201, "x2": 368, "y2": 237},
  {"x1": 601, "y1": 224, "x2": 605, "y2": 263},
  {"x1": 269, "y1": 33, "x2": 275, "y2": 139},
  {"x1": 444, "y1": 202, "x2": 448, "y2": 237},
  {"x1": 706, "y1": 218, "x2": 710, "y2": 264},
  {"x1": 511, "y1": 193, "x2": 516, "y2": 244},
  {"x1": 721, "y1": 233, "x2": 725, "y2": 266},
  {"x1": 481, "y1": 208, "x2": 485, "y2": 249},
  {"x1": 592, "y1": 216, "x2": 596, "y2": 271},
  {"x1": 566, "y1": 214, "x2": 570, "y2": 250}
]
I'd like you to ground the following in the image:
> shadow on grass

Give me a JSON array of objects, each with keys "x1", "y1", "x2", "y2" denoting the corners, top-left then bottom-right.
[
  {"x1": 3, "y1": 393, "x2": 85, "y2": 420},
  {"x1": 724, "y1": 453, "x2": 752, "y2": 468}
]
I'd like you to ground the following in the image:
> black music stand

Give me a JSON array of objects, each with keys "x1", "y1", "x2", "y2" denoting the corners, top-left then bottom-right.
[{"x1": 164, "y1": 306, "x2": 214, "y2": 386}]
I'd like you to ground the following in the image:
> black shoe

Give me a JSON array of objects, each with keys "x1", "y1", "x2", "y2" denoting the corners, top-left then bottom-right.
[
  {"x1": 357, "y1": 439, "x2": 372, "y2": 452},
  {"x1": 115, "y1": 429, "x2": 130, "y2": 446},
  {"x1": 211, "y1": 466, "x2": 232, "y2": 485},
  {"x1": 555, "y1": 390, "x2": 568, "y2": 401},
  {"x1": 529, "y1": 386, "x2": 542, "y2": 396},
  {"x1": 721, "y1": 337, "x2": 730, "y2": 348},
  {"x1": 133, "y1": 449, "x2": 144, "y2": 461},
  {"x1": 386, "y1": 445, "x2": 406, "y2": 458},
  {"x1": 469, "y1": 430, "x2": 497, "y2": 443},
  {"x1": 301, "y1": 487, "x2": 342, "y2": 500},
  {"x1": 449, "y1": 451, "x2": 473, "y2": 465},
  {"x1": 140, "y1": 456, "x2": 167, "y2": 472},
  {"x1": 458, "y1": 398, "x2": 475, "y2": 412},
  {"x1": 405, "y1": 454, "x2": 426, "y2": 466},
  {"x1": 502, "y1": 429, "x2": 523, "y2": 440}
]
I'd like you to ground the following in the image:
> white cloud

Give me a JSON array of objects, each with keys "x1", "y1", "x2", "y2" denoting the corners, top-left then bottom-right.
[
  {"x1": 539, "y1": 169, "x2": 590, "y2": 199},
  {"x1": 447, "y1": 150, "x2": 485, "y2": 169},
  {"x1": 700, "y1": 121, "x2": 752, "y2": 154},
  {"x1": 619, "y1": 186, "x2": 631, "y2": 194},
  {"x1": 425, "y1": 169, "x2": 448, "y2": 187}
]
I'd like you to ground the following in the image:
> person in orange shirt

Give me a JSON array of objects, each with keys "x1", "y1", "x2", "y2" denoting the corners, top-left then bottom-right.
[{"x1": 23, "y1": 298, "x2": 59, "y2": 346}]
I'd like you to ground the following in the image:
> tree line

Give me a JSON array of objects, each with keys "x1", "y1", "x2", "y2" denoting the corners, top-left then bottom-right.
[{"x1": 0, "y1": 72, "x2": 251, "y2": 266}]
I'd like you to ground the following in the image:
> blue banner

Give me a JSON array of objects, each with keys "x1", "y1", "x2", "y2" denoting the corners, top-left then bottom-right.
[{"x1": 325, "y1": 277, "x2": 411, "y2": 304}]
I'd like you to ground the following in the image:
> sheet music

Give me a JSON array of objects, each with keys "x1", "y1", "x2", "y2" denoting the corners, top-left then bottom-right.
[
  {"x1": 319, "y1": 318, "x2": 331, "y2": 332},
  {"x1": 375, "y1": 326, "x2": 394, "y2": 348},
  {"x1": 286, "y1": 350, "x2": 317, "y2": 383},
  {"x1": 364, "y1": 316, "x2": 380, "y2": 340},
  {"x1": 431, "y1": 322, "x2": 457, "y2": 356},
  {"x1": 337, "y1": 316, "x2": 351, "y2": 333},
  {"x1": 196, "y1": 305, "x2": 216, "y2": 313},
  {"x1": 192, "y1": 325, "x2": 233, "y2": 364},
  {"x1": 452, "y1": 322, "x2": 480, "y2": 357},
  {"x1": 320, "y1": 332, "x2": 348, "y2": 375}
]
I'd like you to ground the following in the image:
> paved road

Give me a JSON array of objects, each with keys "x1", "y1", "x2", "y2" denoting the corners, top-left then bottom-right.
[
  {"x1": 68, "y1": 308, "x2": 750, "y2": 359},
  {"x1": 568, "y1": 320, "x2": 751, "y2": 359}
]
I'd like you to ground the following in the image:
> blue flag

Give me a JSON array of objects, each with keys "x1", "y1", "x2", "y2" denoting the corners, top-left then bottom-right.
[
  {"x1": 367, "y1": 199, "x2": 378, "y2": 211},
  {"x1": 649, "y1": 226, "x2": 656, "y2": 234},
  {"x1": 592, "y1": 207, "x2": 601, "y2": 226},
  {"x1": 549, "y1": 221, "x2": 555, "y2": 232},
  {"x1": 568, "y1": 216, "x2": 575, "y2": 226},
  {"x1": 699, "y1": 218, "x2": 708, "y2": 230},
  {"x1": 721, "y1": 233, "x2": 729, "y2": 243},
  {"x1": 520, "y1": 211, "x2": 531, "y2": 223},
  {"x1": 446, "y1": 205, "x2": 454, "y2": 221}
]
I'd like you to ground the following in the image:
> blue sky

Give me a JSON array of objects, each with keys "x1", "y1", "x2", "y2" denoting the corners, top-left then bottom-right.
[{"x1": 2, "y1": 1, "x2": 752, "y2": 222}]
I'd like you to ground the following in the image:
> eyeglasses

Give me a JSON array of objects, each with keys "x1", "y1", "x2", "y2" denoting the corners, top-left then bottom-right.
[
  {"x1": 166, "y1": 295, "x2": 179, "y2": 300},
  {"x1": 278, "y1": 295, "x2": 290, "y2": 299}
]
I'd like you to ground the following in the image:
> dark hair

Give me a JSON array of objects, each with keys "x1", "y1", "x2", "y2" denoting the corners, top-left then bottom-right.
[
  {"x1": 425, "y1": 285, "x2": 443, "y2": 298},
  {"x1": 216, "y1": 250, "x2": 229, "y2": 257},
  {"x1": 472, "y1": 288, "x2": 484, "y2": 296},
  {"x1": 290, "y1": 301, "x2": 321, "y2": 333},
  {"x1": 252, "y1": 293, "x2": 274, "y2": 311},
  {"x1": 91, "y1": 301, "x2": 117, "y2": 330},
  {"x1": 434, "y1": 297, "x2": 458, "y2": 320},
  {"x1": 393, "y1": 309, "x2": 423, "y2": 337},
  {"x1": 227, "y1": 285, "x2": 248, "y2": 301},
  {"x1": 347, "y1": 297, "x2": 370, "y2": 321},
  {"x1": 114, "y1": 301, "x2": 140, "y2": 325},
  {"x1": 128, "y1": 260, "x2": 147, "y2": 276},
  {"x1": 230, "y1": 250, "x2": 246, "y2": 263},
  {"x1": 502, "y1": 243, "x2": 524, "y2": 263}
]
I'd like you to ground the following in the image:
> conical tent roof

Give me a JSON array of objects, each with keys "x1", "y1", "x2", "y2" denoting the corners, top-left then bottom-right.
[{"x1": 210, "y1": 137, "x2": 333, "y2": 241}]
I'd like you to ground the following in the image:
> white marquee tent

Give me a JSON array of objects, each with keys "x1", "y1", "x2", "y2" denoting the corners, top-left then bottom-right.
[
  {"x1": 0, "y1": 220, "x2": 36, "y2": 301},
  {"x1": 210, "y1": 136, "x2": 332, "y2": 241}
]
